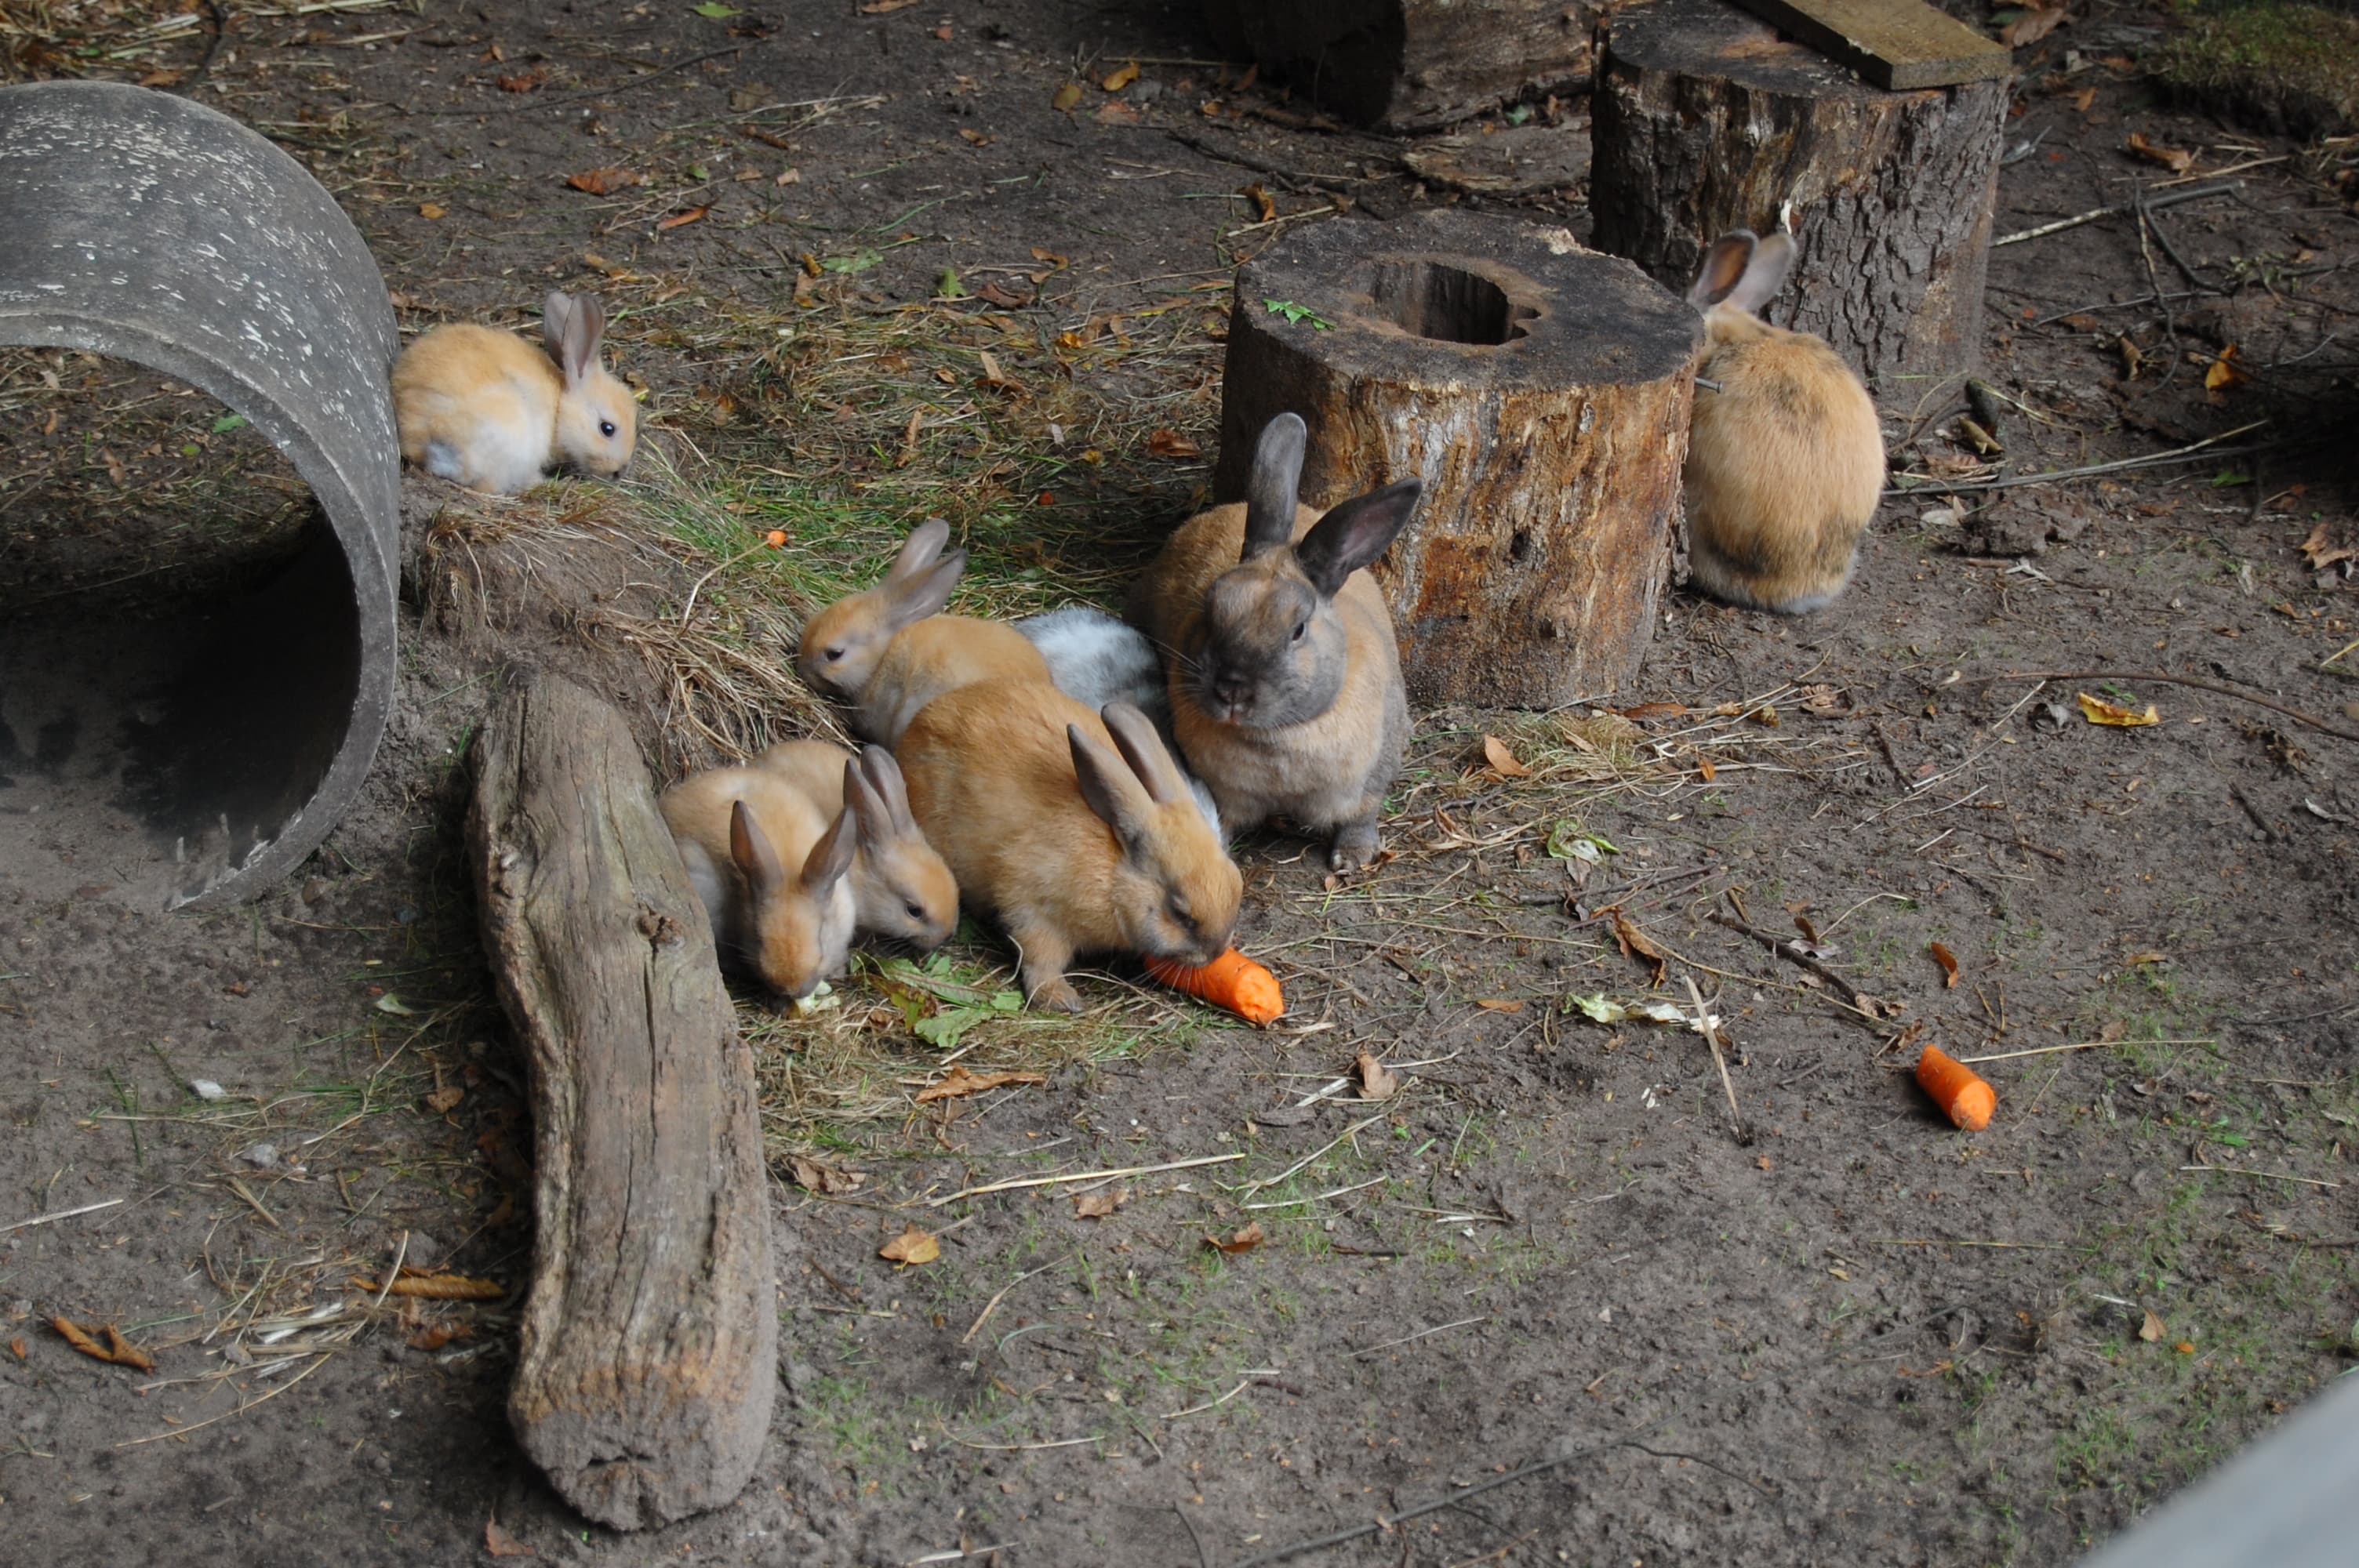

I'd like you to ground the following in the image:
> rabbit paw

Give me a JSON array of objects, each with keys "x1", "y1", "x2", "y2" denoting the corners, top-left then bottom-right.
[
  {"x1": 1028, "y1": 976, "x2": 1085, "y2": 1014},
  {"x1": 1327, "y1": 822, "x2": 1381, "y2": 872}
]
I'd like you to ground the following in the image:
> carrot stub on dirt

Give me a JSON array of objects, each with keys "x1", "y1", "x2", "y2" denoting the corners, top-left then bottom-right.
[
  {"x1": 1917, "y1": 1046, "x2": 1996, "y2": 1131},
  {"x1": 1144, "y1": 949, "x2": 1284, "y2": 1025}
]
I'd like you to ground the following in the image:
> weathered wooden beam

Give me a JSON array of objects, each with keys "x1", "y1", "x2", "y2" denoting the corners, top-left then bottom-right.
[
  {"x1": 468, "y1": 670, "x2": 775, "y2": 1530},
  {"x1": 1728, "y1": 0, "x2": 2012, "y2": 91}
]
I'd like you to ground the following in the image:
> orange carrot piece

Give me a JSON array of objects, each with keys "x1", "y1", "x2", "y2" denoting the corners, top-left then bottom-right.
[
  {"x1": 1916, "y1": 1046, "x2": 1995, "y2": 1131},
  {"x1": 1145, "y1": 949, "x2": 1284, "y2": 1025}
]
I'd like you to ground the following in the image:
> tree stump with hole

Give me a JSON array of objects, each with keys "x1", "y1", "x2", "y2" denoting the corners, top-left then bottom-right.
[
  {"x1": 1590, "y1": 0, "x2": 2008, "y2": 387},
  {"x1": 1201, "y1": 0, "x2": 1602, "y2": 131},
  {"x1": 1212, "y1": 207, "x2": 1701, "y2": 706},
  {"x1": 469, "y1": 670, "x2": 774, "y2": 1530}
]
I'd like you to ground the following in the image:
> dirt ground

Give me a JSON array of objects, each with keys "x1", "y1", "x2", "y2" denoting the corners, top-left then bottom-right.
[{"x1": 5, "y1": 2, "x2": 2358, "y2": 1565}]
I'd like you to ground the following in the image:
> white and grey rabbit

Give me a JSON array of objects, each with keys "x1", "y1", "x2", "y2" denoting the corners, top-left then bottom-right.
[{"x1": 1016, "y1": 604, "x2": 1222, "y2": 835}]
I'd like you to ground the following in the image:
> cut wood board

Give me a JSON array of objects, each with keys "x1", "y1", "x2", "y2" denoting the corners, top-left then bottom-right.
[{"x1": 1728, "y1": 0, "x2": 2012, "y2": 90}]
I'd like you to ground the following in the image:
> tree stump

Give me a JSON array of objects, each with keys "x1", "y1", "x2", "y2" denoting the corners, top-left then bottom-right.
[
  {"x1": 1590, "y1": 0, "x2": 2008, "y2": 387},
  {"x1": 1213, "y1": 208, "x2": 1701, "y2": 706},
  {"x1": 469, "y1": 670, "x2": 775, "y2": 1530},
  {"x1": 1201, "y1": 0, "x2": 1601, "y2": 131}
]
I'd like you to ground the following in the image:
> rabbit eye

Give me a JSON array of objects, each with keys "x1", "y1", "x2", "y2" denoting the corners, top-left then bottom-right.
[
  {"x1": 1165, "y1": 894, "x2": 1191, "y2": 924},
  {"x1": 1290, "y1": 620, "x2": 1308, "y2": 644},
  {"x1": 824, "y1": 646, "x2": 845, "y2": 662},
  {"x1": 904, "y1": 900, "x2": 927, "y2": 921},
  {"x1": 598, "y1": 419, "x2": 617, "y2": 438}
]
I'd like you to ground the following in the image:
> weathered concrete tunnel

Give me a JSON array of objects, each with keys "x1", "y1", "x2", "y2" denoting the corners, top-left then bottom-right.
[{"x1": 0, "y1": 81, "x2": 399, "y2": 909}]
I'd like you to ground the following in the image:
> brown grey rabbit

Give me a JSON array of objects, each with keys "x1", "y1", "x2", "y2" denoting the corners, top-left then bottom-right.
[
  {"x1": 1684, "y1": 229, "x2": 1886, "y2": 614},
  {"x1": 1131, "y1": 412, "x2": 1421, "y2": 871}
]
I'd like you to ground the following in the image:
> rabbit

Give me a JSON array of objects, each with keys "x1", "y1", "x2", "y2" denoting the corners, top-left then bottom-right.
[
  {"x1": 896, "y1": 681, "x2": 1241, "y2": 1013},
  {"x1": 391, "y1": 290, "x2": 637, "y2": 495},
  {"x1": 794, "y1": 518, "x2": 1049, "y2": 744},
  {"x1": 753, "y1": 739, "x2": 959, "y2": 952},
  {"x1": 1682, "y1": 228, "x2": 1887, "y2": 615},
  {"x1": 1129, "y1": 412, "x2": 1422, "y2": 872},
  {"x1": 1014, "y1": 604, "x2": 1223, "y2": 835},
  {"x1": 658, "y1": 761, "x2": 859, "y2": 1005}
]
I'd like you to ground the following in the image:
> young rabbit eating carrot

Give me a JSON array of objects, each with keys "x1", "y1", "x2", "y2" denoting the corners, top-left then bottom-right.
[
  {"x1": 794, "y1": 518, "x2": 1049, "y2": 745},
  {"x1": 658, "y1": 760, "x2": 860, "y2": 1007},
  {"x1": 897, "y1": 684, "x2": 1241, "y2": 1013},
  {"x1": 1683, "y1": 229, "x2": 1886, "y2": 614},
  {"x1": 1131, "y1": 412, "x2": 1422, "y2": 871},
  {"x1": 391, "y1": 291, "x2": 636, "y2": 495}
]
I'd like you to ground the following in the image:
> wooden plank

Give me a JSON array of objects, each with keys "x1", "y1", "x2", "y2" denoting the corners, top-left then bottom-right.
[
  {"x1": 1728, "y1": 0, "x2": 2012, "y2": 90},
  {"x1": 470, "y1": 670, "x2": 776, "y2": 1530}
]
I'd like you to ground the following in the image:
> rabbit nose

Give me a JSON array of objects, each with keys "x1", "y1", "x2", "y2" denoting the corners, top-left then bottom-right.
[{"x1": 1209, "y1": 671, "x2": 1247, "y2": 709}]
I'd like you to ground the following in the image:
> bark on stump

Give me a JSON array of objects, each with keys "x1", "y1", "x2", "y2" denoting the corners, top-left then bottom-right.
[
  {"x1": 1590, "y1": 0, "x2": 2008, "y2": 387},
  {"x1": 469, "y1": 670, "x2": 775, "y2": 1530},
  {"x1": 1201, "y1": 0, "x2": 1600, "y2": 131},
  {"x1": 1213, "y1": 208, "x2": 1701, "y2": 706}
]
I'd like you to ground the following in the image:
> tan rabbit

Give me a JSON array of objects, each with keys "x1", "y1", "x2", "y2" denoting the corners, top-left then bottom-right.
[
  {"x1": 754, "y1": 739, "x2": 958, "y2": 952},
  {"x1": 658, "y1": 763, "x2": 858, "y2": 1004},
  {"x1": 896, "y1": 683, "x2": 1241, "y2": 1012},
  {"x1": 391, "y1": 291, "x2": 636, "y2": 495},
  {"x1": 1683, "y1": 230, "x2": 1887, "y2": 614},
  {"x1": 794, "y1": 519, "x2": 1047, "y2": 743},
  {"x1": 1130, "y1": 412, "x2": 1422, "y2": 871}
]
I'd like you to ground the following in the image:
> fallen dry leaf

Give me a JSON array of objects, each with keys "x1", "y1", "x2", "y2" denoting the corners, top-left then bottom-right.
[
  {"x1": 485, "y1": 1519, "x2": 536, "y2": 1558},
  {"x1": 976, "y1": 279, "x2": 1032, "y2": 308},
  {"x1": 958, "y1": 126, "x2": 992, "y2": 146},
  {"x1": 2077, "y1": 691, "x2": 2161, "y2": 728},
  {"x1": 1072, "y1": 1191, "x2": 1121, "y2": 1219},
  {"x1": 976, "y1": 350, "x2": 1020, "y2": 392},
  {"x1": 1475, "y1": 997, "x2": 1525, "y2": 1014},
  {"x1": 1242, "y1": 182, "x2": 1278, "y2": 223},
  {"x1": 859, "y1": 0, "x2": 921, "y2": 10},
  {"x1": 565, "y1": 167, "x2": 642, "y2": 196},
  {"x1": 2173, "y1": 1341, "x2": 2195, "y2": 1354},
  {"x1": 789, "y1": 1155, "x2": 863, "y2": 1194},
  {"x1": 50, "y1": 1316, "x2": 151, "y2": 1370},
  {"x1": 1148, "y1": 427, "x2": 1202, "y2": 459},
  {"x1": 1051, "y1": 81, "x2": 1085, "y2": 111},
  {"x1": 656, "y1": 205, "x2": 711, "y2": 232},
  {"x1": 776, "y1": 167, "x2": 802, "y2": 187},
  {"x1": 423, "y1": 1085, "x2": 464, "y2": 1115},
  {"x1": 1929, "y1": 942, "x2": 1960, "y2": 989},
  {"x1": 1204, "y1": 1221, "x2": 1265, "y2": 1255},
  {"x1": 2117, "y1": 335, "x2": 2146, "y2": 379},
  {"x1": 914, "y1": 1065, "x2": 1047, "y2": 1103},
  {"x1": 137, "y1": 68, "x2": 186, "y2": 88},
  {"x1": 353, "y1": 1271, "x2": 507, "y2": 1301},
  {"x1": 2072, "y1": 85, "x2": 2096, "y2": 114},
  {"x1": 1607, "y1": 906, "x2": 1670, "y2": 988},
  {"x1": 1101, "y1": 60, "x2": 1140, "y2": 93},
  {"x1": 880, "y1": 1223, "x2": 940, "y2": 1265},
  {"x1": 102, "y1": 1325, "x2": 154, "y2": 1373},
  {"x1": 1612, "y1": 702, "x2": 1688, "y2": 720},
  {"x1": 1354, "y1": 1051, "x2": 1399, "y2": 1100},
  {"x1": 2000, "y1": 6, "x2": 2068, "y2": 47},
  {"x1": 496, "y1": 70, "x2": 545, "y2": 93},
  {"x1": 1482, "y1": 735, "x2": 1531, "y2": 778},
  {"x1": 2126, "y1": 132, "x2": 2195, "y2": 175},
  {"x1": 1799, "y1": 684, "x2": 1843, "y2": 715},
  {"x1": 2299, "y1": 521, "x2": 2356, "y2": 572},
  {"x1": 2203, "y1": 344, "x2": 2248, "y2": 392},
  {"x1": 2139, "y1": 1308, "x2": 2165, "y2": 1343},
  {"x1": 1095, "y1": 100, "x2": 1143, "y2": 125},
  {"x1": 417, "y1": 202, "x2": 447, "y2": 220}
]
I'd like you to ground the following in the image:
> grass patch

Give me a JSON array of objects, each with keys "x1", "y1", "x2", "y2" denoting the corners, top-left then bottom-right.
[{"x1": 2155, "y1": 3, "x2": 2359, "y2": 139}]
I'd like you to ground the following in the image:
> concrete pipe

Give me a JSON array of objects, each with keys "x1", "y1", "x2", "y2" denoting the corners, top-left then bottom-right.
[{"x1": 0, "y1": 82, "x2": 400, "y2": 909}]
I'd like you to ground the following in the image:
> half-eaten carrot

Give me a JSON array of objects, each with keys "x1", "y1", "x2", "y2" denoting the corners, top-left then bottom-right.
[
  {"x1": 1916, "y1": 1046, "x2": 1995, "y2": 1131},
  {"x1": 1145, "y1": 949, "x2": 1284, "y2": 1026}
]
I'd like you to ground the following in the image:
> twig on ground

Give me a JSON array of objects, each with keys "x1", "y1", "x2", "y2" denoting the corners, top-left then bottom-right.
[
  {"x1": 2180, "y1": 1165, "x2": 2338, "y2": 1189},
  {"x1": 1886, "y1": 420, "x2": 2269, "y2": 495},
  {"x1": 1176, "y1": 1504, "x2": 1212, "y2": 1568},
  {"x1": 1350, "y1": 1316, "x2": 1488, "y2": 1359},
  {"x1": 1959, "y1": 1037, "x2": 2212, "y2": 1064},
  {"x1": 0, "y1": 1197, "x2": 124, "y2": 1235},
  {"x1": 925, "y1": 1152, "x2": 1241, "y2": 1208},
  {"x1": 1990, "y1": 180, "x2": 2241, "y2": 246},
  {"x1": 1980, "y1": 669, "x2": 2359, "y2": 745},
  {"x1": 959, "y1": 1254, "x2": 1069, "y2": 1346},
  {"x1": 1230, "y1": 1111, "x2": 1392, "y2": 1197},
  {"x1": 1685, "y1": 976, "x2": 1749, "y2": 1145},
  {"x1": 1706, "y1": 909, "x2": 1874, "y2": 1007}
]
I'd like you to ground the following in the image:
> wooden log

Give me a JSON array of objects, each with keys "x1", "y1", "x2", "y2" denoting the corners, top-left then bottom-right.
[
  {"x1": 1201, "y1": 0, "x2": 1601, "y2": 132},
  {"x1": 1590, "y1": 0, "x2": 2008, "y2": 387},
  {"x1": 468, "y1": 670, "x2": 775, "y2": 1530},
  {"x1": 1212, "y1": 209, "x2": 1701, "y2": 706},
  {"x1": 1728, "y1": 0, "x2": 2010, "y2": 91}
]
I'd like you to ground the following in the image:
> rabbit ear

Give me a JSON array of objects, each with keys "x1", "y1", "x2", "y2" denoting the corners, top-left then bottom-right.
[
  {"x1": 729, "y1": 799, "x2": 786, "y2": 895},
  {"x1": 545, "y1": 291, "x2": 605, "y2": 383},
  {"x1": 887, "y1": 518, "x2": 951, "y2": 583},
  {"x1": 1241, "y1": 412, "x2": 1309, "y2": 561},
  {"x1": 1687, "y1": 231, "x2": 1758, "y2": 310},
  {"x1": 800, "y1": 801, "x2": 859, "y2": 893},
  {"x1": 842, "y1": 757, "x2": 890, "y2": 849},
  {"x1": 1069, "y1": 724, "x2": 1154, "y2": 849},
  {"x1": 1100, "y1": 702, "x2": 1183, "y2": 808},
  {"x1": 1725, "y1": 231, "x2": 1795, "y2": 316},
  {"x1": 859, "y1": 745, "x2": 918, "y2": 835},
  {"x1": 880, "y1": 549, "x2": 967, "y2": 633},
  {"x1": 1296, "y1": 479, "x2": 1421, "y2": 598}
]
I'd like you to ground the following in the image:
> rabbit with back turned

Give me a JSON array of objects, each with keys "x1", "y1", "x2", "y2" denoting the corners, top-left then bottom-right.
[
  {"x1": 658, "y1": 761, "x2": 860, "y2": 1005},
  {"x1": 795, "y1": 519, "x2": 1049, "y2": 745},
  {"x1": 391, "y1": 291, "x2": 636, "y2": 495},
  {"x1": 896, "y1": 682, "x2": 1241, "y2": 1013},
  {"x1": 1131, "y1": 412, "x2": 1421, "y2": 871},
  {"x1": 1682, "y1": 229, "x2": 1886, "y2": 615},
  {"x1": 753, "y1": 739, "x2": 958, "y2": 952}
]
